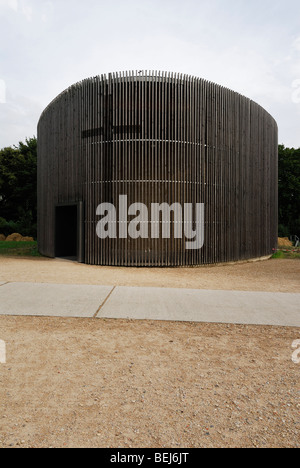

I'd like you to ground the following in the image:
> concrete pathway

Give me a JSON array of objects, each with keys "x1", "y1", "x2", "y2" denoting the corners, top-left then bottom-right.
[
  {"x1": 0, "y1": 282, "x2": 112, "y2": 318},
  {"x1": 0, "y1": 282, "x2": 299, "y2": 327}
]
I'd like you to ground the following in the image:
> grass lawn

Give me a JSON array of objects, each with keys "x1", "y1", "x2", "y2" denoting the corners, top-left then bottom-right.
[
  {"x1": 272, "y1": 247, "x2": 300, "y2": 259},
  {"x1": 0, "y1": 241, "x2": 41, "y2": 257}
]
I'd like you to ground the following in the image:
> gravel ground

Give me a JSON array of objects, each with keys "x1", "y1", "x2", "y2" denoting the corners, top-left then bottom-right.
[
  {"x1": 0, "y1": 256, "x2": 299, "y2": 292},
  {"x1": 0, "y1": 257, "x2": 299, "y2": 448}
]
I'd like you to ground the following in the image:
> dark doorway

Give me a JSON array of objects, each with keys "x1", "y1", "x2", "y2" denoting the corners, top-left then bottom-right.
[{"x1": 55, "y1": 205, "x2": 78, "y2": 259}]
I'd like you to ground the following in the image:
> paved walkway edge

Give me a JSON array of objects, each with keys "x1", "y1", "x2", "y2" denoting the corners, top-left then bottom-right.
[
  {"x1": 0, "y1": 282, "x2": 299, "y2": 327},
  {"x1": 97, "y1": 286, "x2": 300, "y2": 327}
]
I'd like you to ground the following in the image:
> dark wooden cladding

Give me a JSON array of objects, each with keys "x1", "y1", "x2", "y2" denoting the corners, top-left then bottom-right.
[{"x1": 37, "y1": 71, "x2": 278, "y2": 266}]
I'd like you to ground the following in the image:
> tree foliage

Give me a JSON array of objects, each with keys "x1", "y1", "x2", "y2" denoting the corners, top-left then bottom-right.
[
  {"x1": 278, "y1": 145, "x2": 300, "y2": 238},
  {"x1": 0, "y1": 137, "x2": 37, "y2": 237}
]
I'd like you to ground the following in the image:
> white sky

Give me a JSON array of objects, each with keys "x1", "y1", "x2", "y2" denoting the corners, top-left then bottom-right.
[{"x1": 0, "y1": 0, "x2": 300, "y2": 148}]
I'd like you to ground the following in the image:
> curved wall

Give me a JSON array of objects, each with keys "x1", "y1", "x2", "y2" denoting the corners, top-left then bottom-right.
[{"x1": 37, "y1": 71, "x2": 278, "y2": 266}]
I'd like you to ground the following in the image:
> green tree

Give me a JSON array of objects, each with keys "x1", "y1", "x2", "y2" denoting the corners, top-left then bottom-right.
[
  {"x1": 278, "y1": 144, "x2": 300, "y2": 238},
  {"x1": 0, "y1": 137, "x2": 37, "y2": 237}
]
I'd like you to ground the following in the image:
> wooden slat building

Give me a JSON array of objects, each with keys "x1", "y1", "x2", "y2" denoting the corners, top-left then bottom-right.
[{"x1": 37, "y1": 71, "x2": 278, "y2": 266}]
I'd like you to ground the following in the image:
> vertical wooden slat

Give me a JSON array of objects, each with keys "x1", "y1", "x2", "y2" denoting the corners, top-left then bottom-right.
[{"x1": 37, "y1": 72, "x2": 278, "y2": 266}]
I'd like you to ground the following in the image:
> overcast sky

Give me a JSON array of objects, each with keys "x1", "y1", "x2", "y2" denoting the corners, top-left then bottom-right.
[{"x1": 0, "y1": 0, "x2": 300, "y2": 149}]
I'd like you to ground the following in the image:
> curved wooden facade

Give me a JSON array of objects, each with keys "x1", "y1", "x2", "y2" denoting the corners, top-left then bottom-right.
[{"x1": 37, "y1": 71, "x2": 278, "y2": 266}]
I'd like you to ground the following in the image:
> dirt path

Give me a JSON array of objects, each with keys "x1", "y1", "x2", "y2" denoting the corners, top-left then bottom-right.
[
  {"x1": 0, "y1": 256, "x2": 299, "y2": 292},
  {"x1": 0, "y1": 257, "x2": 299, "y2": 448}
]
